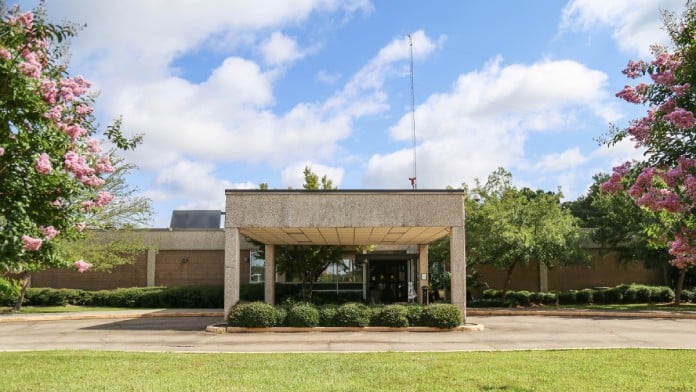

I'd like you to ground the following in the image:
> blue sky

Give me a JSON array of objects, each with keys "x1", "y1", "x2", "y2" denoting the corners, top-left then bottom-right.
[{"x1": 18, "y1": 0, "x2": 686, "y2": 226}]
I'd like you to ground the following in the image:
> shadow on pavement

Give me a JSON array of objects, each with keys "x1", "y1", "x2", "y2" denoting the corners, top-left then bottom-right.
[{"x1": 80, "y1": 316, "x2": 222, "y2": 332}]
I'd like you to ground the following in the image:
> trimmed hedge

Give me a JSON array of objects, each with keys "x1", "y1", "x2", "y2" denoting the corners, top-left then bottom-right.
[
  {"x1": 469, "y1": 284, "x2": 681, "y2": 307},
  {"x1": 372, "y1": 305, "x2": 409, "y2": 327},
  {"x1": 420, "y1": 304, "x2": 463, "y2": 329},
  {"x1": 285, "y1": 304, "x2": 320, "y2": 327},
  {"x1": 227, "y1": 302, "x2": 280, "y2": 327},
  {"x1": 333, "y1": 303, "x2": 372, "y2": 327}
]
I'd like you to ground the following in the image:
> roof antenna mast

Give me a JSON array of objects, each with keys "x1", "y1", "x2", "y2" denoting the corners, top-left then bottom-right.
[{"x1": 408, "y1": 34, "x2": 417, "y2": 190}]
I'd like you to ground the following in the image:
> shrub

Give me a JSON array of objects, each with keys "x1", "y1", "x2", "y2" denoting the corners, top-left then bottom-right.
[
  {"x1": 372, "y1": 305, "x2": 409, "y2": 327},
  {"x1": 318, "y1": 305, "x2": 338, "y2": 326},
  {"x1": 420, "y1": 304, "x2": 462, "y2": 329},
  {"x1": 285, "y1": 304, "x2": 320, "y2": 327},
  {"x1": 333, "y1": 303, "x2": 372, "y2": 327},
  {"x1": 406, "y1": 305, "x2": 424, "y2": 326},
  {"x1": 592, "y1": 289, "x2": 607, "y2": 304},
  {"x1": 604, "y1": 287, "x2": 623, "y2": 303},
  {"x1": 529, "y1": 292, "x2": 544, "y2": 305},
  {"x1": 623, "y1": 287, "x2": 639, "y2": 303},
  {"x1": 634, "y1": 285, "x2": 653, "y2": 303},
  {"x1": 227, "y1": 302, "x2": 280, "y2": 327},
  {"x1": 655, "y1": 287, "x2": 675, "y2": 303},
  {"x1": 557, "y1": 290, "x2": 577, "y2": 305},
  {"x1": 576, "y1": 289, "x2": 594, "y2": 305},
  {"x1": 681, "y1": 289, "x2": 695, "y2": 303},
  {"x1": 507, "y1": 291, "x2": 531, "y2": 306},
  {"x1": 482, "y1": 289, "x2": 503, "y2": 299},
  {"x1": 469, "y1": 298, "x2": 519, "y2": 308},
  {"x1": 542, "y1": 292, "x2": 557, "y2": 305}
]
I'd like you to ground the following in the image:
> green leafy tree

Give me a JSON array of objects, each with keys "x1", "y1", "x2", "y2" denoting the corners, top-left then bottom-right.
[
  {"x1": 465, "y1": 168, "x2": 589, "y2": 295},
  {"x1": 255, "y1": 166, "x2": 345, "y2": 299},
  {"x1": 0, "y1": 4, "x2": 141, "y2": 309}
]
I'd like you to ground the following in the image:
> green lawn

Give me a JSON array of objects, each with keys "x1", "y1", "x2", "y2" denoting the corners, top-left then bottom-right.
[
  {"x1": 557, "y1": 303, "x2": 696, "y2": 312},
  {"x1": 0, "y1": 350, "x2": 693, "y2": 391}
]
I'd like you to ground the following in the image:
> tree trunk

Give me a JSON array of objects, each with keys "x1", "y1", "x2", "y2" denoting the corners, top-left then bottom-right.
[
  {"x1": 674, "y1": 268, "x2": 686, "y2": 306},
  {"x1": 12, "y1": 271, "x2": 31, "y2": 312},
  {"x1": 502, "y1": 261, "x2": 517, "y2": 298}
]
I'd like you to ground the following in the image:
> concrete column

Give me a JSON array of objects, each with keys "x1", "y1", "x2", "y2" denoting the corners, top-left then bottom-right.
[
  {"x1": 417, "y1": 244, "x2": 429, "y2": 304},
  {"x1": 450, "y1": 225, "x2": 467, "y2": 321},
  {"x1": 146, "y1": 249, "x2": 157, "y2": 287},
  {"x1": 264, "y1": 244, "x2": 275, "y2": 305},
  {"x1": 539, "y1": 262, "x2": 548, "y2": 292},
  {"x1": 224, "y1": 227, "x2": 240, "y2": 319}
]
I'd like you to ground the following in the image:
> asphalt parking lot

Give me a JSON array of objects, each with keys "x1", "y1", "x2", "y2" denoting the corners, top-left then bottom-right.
[{"x1": 1, "y1": 312, "x2": 695, "y2": 353}]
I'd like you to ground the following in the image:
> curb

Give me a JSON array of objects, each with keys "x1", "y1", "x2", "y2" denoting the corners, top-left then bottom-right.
[{"x1": 206, "y1": 323, "x2": 485, "y2": 333}]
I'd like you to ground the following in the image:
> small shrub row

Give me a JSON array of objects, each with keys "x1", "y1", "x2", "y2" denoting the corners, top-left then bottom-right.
[
  {"x1": 227, "y1": 302, "x2": 463, "y2": 329},
  {"x1": 1, "y1": 285, "x2": 224, "y2": 308},
  {"x1": 475, "y1": 284, "x2": 682, "y2": 307}
]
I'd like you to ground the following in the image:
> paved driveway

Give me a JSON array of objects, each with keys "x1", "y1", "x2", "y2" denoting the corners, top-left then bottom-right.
[{"x1": 1, "y1": 315, "x2": 695, "y2": 353}]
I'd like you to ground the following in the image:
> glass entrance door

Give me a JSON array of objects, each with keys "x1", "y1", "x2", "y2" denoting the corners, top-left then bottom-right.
[{"x1": 367, "y1": 260, "x2": 409, "y2": 304}]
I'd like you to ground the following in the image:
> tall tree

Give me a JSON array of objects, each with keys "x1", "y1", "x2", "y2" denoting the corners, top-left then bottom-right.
[
  {"x1": 601, "y1": 3, "x2": 696, "y2": 304},
  {"x1": 257, "y1": 166, "x2": 345, "y2": 299},
  {"x1": 0, "y1": 4, "x2": 141, "y2": 308},
  {"x1": 465, "y1": 168, "x2": 589, "y2": 295}
]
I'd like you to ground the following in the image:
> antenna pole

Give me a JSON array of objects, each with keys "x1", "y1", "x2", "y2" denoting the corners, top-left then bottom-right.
[{"x1": 408, "y1": 34, "x2": 417, "y2": 190}]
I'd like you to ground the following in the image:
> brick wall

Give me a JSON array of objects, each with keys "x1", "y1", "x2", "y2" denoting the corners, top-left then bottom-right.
[
  {"x1": 471, "y1": 250, "x2": 665, "y2": 292},
  {"x1": 31, "y1": 253, "x2": 148, "y2": 290}
]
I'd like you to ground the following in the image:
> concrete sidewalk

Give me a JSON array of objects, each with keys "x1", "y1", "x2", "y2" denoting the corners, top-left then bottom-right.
[{"x1": 2, "y1": 307, "x2": 696, "y2": 324}]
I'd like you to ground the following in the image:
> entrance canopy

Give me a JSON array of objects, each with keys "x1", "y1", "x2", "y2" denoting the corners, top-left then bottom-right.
[
  {"x1": 223, "y1": 190, "x2": 467, "y2": 318},
  {"x1": 226, "y1": 190, "x2": 462, "y2": 246}
]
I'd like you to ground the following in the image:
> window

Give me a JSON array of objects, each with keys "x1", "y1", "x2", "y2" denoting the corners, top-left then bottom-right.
[
  {"x1": 249, "y1": 250, "x2": 264, "y2": 283},
  {"x1": 317, "y1": 258, "x2": 362, "y2": 283}
]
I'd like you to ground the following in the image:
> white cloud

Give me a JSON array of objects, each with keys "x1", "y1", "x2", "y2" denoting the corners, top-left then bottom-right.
[
  {"x1": 560, "y1": 0, "x2": 685, "y2": 57},
  {"x1": 365, "y1": 57, "x2": 612, "y2": 188},
  {"x1": 315, "y1": 70, "x2": 342, "y2": 85},
  {"x1": 534, "y1": 147, "x2": 589, "y2": 173},
  {"x1": 154, "y1": 160, "x2": 255, "y2": 210},
  {"x1": 260, "y1": 32, "x2": 305, "y2": 66},
  {"x1": 281, "y1": 161, "x2": 344, "y2": 189}
]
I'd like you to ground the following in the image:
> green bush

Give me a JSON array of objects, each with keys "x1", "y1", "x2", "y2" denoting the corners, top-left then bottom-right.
[
  {"x1": 333, "y1": 303, "x2": 372, "y2": 327},
  {"x1": 469, "y1": 298, "x2": 519, "y2": 308},
  {"x1": 285, "y1": 304, "x2": 320, "y2": 327},
  {"x1": 576, "y1": 289, "x2": 593, "y2": 305},
  {"x1": 557, "y1": 290, "x2": 577, "y2": 305},
  {"x1": 405, "y1": 305, "x2": 424, "y2": 326},
  {"x1": 372, "y1": 305, "x2": 409, "y2": 327},
  {"x1": 592, "y1": 288, "x2": 607, "y2": 304},
  {"x1": 482, "y1": 289, "x2": 503, "y2": 299},
  {"x1": 318, "y1": 305, "x2": 338, "y2": 326},
  {"x1": 542, "y1": 292, "x2": 557, "y2": 305},
  {"x1": 420, "y1": 304, "x2": 462, "y2": 329},
  {"x1": 655, "y1": 286, "x2": 675, "y2": 302},
  {"x1": 681, "y1": 289, "x2": 695, "y2": 303},
  {"x1": 227, "y1": 302, "x2": 280, "y2": 327},
  {"x1": 604, "y1": 287, "x2": 623, "y2": 303},
  {"x1": 507, "y1": 291, "x2": 532, "y2": 306},
  {"x1": 529, "y1": 292, "x2": 544, "y2": 305},
  {"x1": 623, "y1": 288, "x2": 639, "y2": 303},
  {"x1": 634, "y1": 285, "x2": 653, "y2": 303}
]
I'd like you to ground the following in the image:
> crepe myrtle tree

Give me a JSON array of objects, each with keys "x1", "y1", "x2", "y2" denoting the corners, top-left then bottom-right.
[
  {"x1": 601, "y1": 2, "x2": 696, "y2": 304},
  {"x1": 0, "y1": 4, "x2": 142, "y2": 309}
]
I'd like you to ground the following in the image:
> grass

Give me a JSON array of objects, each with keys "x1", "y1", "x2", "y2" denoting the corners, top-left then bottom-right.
[{"x1": 0, "y1": 349, "x2": 694, "y2": 391}]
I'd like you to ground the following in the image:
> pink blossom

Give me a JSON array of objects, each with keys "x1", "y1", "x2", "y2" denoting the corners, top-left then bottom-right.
[
  {"x1": 80, "y1": 200, "x2": 95, "y2": 211},
  {"x1": 668, "y1": 231, "x2": 696, "y2": 269},
  {"x1": 40, "y1": 79, "x2": 57, "y2": 104},
  {"x1": 600, "y1": 162, "x2": 631, "y2": 194},
  {"x1": 35, "y1": 153, "x2": 52, "y2": 175},
  {"x1": 87, "y1": 139, "x2": 102, "y2": 153},
  {"x1": 628, "y1": 167, "x2": 656, "y2": 199},
  {"x1": 0, "y1": 48, "x2": 11, "y2": 61},
  {"x1": 684, "y1": 175, "x2": 696, "y2": 202},
  {"x1": 18, "y1": 59, "x2": 41, "y2": 78},
  {"x1": 95, "y1": 191, "x2": 114, "y2": 207},
  {"x1": 650, "y1": 70, "x2": 675, "y2": 85},
  {"x1": 663, "y1": 108, "x2": 695, "y2": 129},
  {"x1": 80, "y1": 175, "x2": 105, "y2": 188},
  {"x1": 21, "y1": 235, "x2": 42, "y2": 251},
  {"x1": 627, "y1": 112, "x2": 655, "y2": 146},
  {"x1": 64, "y1": 124, "x2": 86, "y2": 141},
  {"x1": 51, "y1": 199, "x2": 62, "y2": 208},
  {"x1": 671, "y1": 83, "x2": 691, "y2": 96},
  {"x1": 616, "y1": 85, "x2": 644, "y2": 104},
  {"x1": 95, "y1": 155, "x2": 114, "y2": 173},
  {"x1": 44, "y1": 105, "x2": 63, "y2": 122},
  {"x1": 658, "y1": 97, "x2": 676, "y2": 114},
  {"x1": 0, "y1": 147, "x2": 4, "y2": 156},
  {"x1": 64, "y1": 151, "x2": 95, "y2": 177},
  {"x1": 75, "y1": 104, "x2": 93, "y2": 116},
  {"x1": 74, "y1": 260, "x2": 92, "y2": 273},
  {"x1": 622, "y1": 60, "x2": 648, "y2": 78},
  {"x1": 76, "y1": 222, "x2": 86, "y2": 232},
  {"x1": 17, "y1": 11, "x2": 33, "y2": 30},
  {"x1": 39, "y1": 225, "x2": 59, "y2": 240}
]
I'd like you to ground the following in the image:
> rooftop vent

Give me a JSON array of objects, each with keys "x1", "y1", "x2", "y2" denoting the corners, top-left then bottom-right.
[{"x1": 169, "y1": 210, "x2": 223, "y2": 229}]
